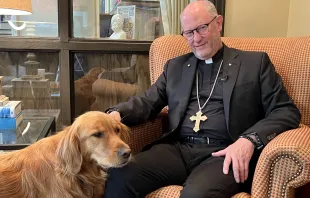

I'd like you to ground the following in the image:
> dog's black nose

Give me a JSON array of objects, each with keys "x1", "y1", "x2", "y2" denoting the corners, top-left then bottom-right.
[{"x1": 118, "y1": 148, "x2": 131, "y2": 159}]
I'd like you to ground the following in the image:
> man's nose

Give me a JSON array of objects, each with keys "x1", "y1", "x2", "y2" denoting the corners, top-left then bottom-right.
[{"x1": 193, "y1": 30, "x2": 202, "y2": 41}]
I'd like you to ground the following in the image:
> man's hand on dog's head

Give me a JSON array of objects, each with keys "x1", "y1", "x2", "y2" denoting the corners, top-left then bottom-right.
[{"x1": 107, "y1": 111, "x2": 121, "y2": 121}]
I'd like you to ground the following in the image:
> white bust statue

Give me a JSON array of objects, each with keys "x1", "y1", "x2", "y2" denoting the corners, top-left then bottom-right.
[{"x1": 109, "y1": 14, "x2": 127, "y2": 39}]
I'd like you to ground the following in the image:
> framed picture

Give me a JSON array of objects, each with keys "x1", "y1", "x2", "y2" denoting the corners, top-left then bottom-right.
[{"x1": 117, "y1": 5, "x2": 136, "y2": 39}]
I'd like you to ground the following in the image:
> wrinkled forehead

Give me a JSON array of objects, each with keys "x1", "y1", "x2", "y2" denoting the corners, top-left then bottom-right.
[{"x1": 181, "y1": 9, "x2": 213, "y2": 30}]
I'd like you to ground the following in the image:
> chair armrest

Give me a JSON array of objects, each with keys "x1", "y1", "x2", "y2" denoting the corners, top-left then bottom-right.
[
  {"x1": 251, "y1": 124, "x2": 310, "y2": 198},
  {"x1": 128, "y1": 108, "x2": 168, "y2": 154}
]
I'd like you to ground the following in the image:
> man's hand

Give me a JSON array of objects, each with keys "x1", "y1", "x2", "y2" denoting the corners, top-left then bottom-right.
[
  {"x1": 212, "y1": 138, "x2": 255, "y2": 183},
  {"x1": 107, "y1": 111, "x2": 121, "y2": 122}
]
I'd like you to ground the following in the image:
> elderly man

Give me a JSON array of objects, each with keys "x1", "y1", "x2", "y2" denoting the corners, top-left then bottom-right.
[{"x1": 103, "y1": 1, "x2": 301, "y2": 197}]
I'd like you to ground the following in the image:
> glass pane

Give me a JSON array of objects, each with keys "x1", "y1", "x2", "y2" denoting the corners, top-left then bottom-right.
[
  {"x1": 0, "y1": 0, "x2": 58, "y2": 37},
  {"x1": 73, "y1": 0, "x2": 164, "y2": 40},
  {"x1": 0, "y1": 52, "x2": 62, "y2": 133},
  {"x1": 0, "y1": 116, "x2": 53, "y2": 145},
  {"x1": 73, "y1": 53, "x2": 150, "y2": 117}
]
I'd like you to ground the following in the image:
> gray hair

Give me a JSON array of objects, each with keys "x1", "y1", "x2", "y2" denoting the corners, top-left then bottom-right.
[{"x1": 200, "y1": 0, "x2": 218, "y2": 17}]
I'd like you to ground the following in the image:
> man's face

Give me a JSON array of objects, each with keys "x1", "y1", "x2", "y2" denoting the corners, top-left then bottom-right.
[{"x1": 181, "y1": 11, "x2": 223, "y2": 60}]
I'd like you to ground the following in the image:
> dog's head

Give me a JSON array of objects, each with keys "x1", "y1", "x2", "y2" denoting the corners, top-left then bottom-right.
[{"x1": 56, "y1": 111, "x2": 131, "y2": 175}]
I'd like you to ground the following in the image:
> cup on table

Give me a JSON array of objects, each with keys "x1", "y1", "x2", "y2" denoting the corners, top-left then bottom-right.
[{"x1": 37, "y1": 69, "x2": 45, "y2": 79}]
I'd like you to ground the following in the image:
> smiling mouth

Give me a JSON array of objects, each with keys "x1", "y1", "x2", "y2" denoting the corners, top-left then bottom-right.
[{"x1": 195, "y1": 43, "x2": 206, "y2": 48}]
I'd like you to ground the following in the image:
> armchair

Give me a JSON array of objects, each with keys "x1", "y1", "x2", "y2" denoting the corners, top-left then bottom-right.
[{"x1": 126, "y1": 35, "x2": 310, "y2": 198}]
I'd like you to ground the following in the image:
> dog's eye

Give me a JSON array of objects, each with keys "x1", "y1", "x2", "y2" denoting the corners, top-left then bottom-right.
[
  {"x1": 116, "y1": 128, "x2": 120, "y2": 134},
  {"x1": 92, "y1": 132, "x2": 104, "y2": 138}
]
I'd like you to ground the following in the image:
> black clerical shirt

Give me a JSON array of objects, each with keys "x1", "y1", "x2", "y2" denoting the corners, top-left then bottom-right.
[{"x1": 180, "y1": 47, "x2": 231, "y2": 141}]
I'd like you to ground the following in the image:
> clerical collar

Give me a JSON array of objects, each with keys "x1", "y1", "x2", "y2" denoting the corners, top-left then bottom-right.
[
  {"x1": 204, "y1": 45, "x2": 224, "y2": 64},
  {"x1": 205, "y1": 58, "x2": 213, "y2": 64}
]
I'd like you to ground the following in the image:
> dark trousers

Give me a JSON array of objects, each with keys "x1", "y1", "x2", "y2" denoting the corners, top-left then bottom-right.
[{"x1": 103, "y1": 142, "x2": 257, "y2": 198}]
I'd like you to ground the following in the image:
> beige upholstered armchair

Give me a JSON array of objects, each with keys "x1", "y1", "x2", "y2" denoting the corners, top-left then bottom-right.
[{"x1": 126, "y1": 35, "x2": 310, "y2": 198}]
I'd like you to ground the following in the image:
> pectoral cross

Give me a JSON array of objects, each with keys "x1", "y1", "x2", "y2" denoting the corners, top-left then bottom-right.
[{"x1": 189, "y1": 111, "x2": 207, "y2": 132}]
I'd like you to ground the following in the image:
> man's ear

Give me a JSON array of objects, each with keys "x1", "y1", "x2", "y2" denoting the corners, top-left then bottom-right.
[
  {"x1": 56, "y1": 124, "x2": 82, "y2": 175},
  {"x1": 216, "y1": 15, "x2": 223, "y2": 33}
]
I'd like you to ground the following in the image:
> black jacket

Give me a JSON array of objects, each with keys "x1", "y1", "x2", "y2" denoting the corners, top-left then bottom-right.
[{"x1": 113, "y1": 46, "x2": 301, "y2": 146}]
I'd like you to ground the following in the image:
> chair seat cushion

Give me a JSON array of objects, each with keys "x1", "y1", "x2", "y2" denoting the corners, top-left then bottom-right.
[{"x1": 146, "y1": 185, "x2": 183, "y2": 198}]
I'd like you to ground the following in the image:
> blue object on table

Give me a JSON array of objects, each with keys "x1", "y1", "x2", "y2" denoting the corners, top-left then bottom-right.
[
  {"x1": 0, "y1": 130, "x2": 16, "y2": 144},
  {"x1": 0, "y1": 112, "x2": 23, "y2": 130}
]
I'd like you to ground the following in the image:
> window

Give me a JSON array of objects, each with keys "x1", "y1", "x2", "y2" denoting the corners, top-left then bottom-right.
[
  {"x1": 73, "y1": 0, "x2": 163, "y2": 40},
  {"x1": 0, "y1": 52, "x2": 61, "y2": 128},
  {"x1": 0, "y1": 0, "x2": 58, "y2": 37},
  {"x1": 73, "y1": 53, "x2": 150, "y2": 117}
]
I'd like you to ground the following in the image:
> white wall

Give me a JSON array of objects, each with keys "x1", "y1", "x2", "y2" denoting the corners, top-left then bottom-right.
[
  {"x1": 287, "y1": 0, "x2": 310, "y2": 37},
  {"x1": 224, "y1": 0, "x2": 290, "y2": 37}
]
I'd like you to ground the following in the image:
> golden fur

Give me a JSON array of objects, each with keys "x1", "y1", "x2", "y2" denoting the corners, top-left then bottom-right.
[{"x1": 0, "y1": 111, "x2": 131, "y2": 198}]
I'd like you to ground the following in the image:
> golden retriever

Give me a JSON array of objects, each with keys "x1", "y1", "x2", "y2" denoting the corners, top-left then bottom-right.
[{"x1": 0, "y1": 111, "x2": 131, "y2": 198}]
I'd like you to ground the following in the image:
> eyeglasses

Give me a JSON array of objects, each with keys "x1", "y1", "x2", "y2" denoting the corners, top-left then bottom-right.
[{"x1": 181, "y1": 16, "x2": 218, "y2": 40}]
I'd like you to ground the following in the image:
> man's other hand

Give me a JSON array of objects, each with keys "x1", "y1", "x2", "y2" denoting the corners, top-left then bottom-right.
[
  {"x1": 211, "y1": 138, "x2": 255, "y2": 183},
  {"x1": 107, "y1": 111, "x2": 121, "y2": 122}
]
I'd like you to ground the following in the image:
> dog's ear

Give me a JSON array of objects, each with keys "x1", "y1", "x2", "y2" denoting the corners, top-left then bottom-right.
[
  {"x1": 56, "y1": 124, "x2": 82, "y2": 175},
  {"x1": 120, "y1": 125, "x2": 130, "y2": 144}
]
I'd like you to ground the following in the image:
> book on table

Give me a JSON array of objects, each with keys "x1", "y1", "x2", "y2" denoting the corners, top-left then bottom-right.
[
  {"x1": 0, "y1": 96, "x2": 9, "y2": 106},
  {"x1": 0, "y1": 111, "x2": 23, "y2": 130},
  {"x1": 0, "y1": 129, "x2": 17, "y2": 144},
  {"x1": 0, "y1": 101, "x2": 22, "y2": 118}
]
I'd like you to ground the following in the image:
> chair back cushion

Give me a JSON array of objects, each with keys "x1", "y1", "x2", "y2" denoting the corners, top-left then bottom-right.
[{"x1": 149, "y1": 35, "x2": 310, "y2": 125}]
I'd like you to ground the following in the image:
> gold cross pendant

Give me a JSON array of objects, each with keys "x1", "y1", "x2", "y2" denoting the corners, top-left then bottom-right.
[{"x1": 189, "y1": 111, "x2": 207, "y2": 132}]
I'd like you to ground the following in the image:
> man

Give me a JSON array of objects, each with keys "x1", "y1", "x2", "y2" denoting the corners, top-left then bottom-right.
[{"x1": 103, "y1": 1, "x2": 301, "y2": 197}]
